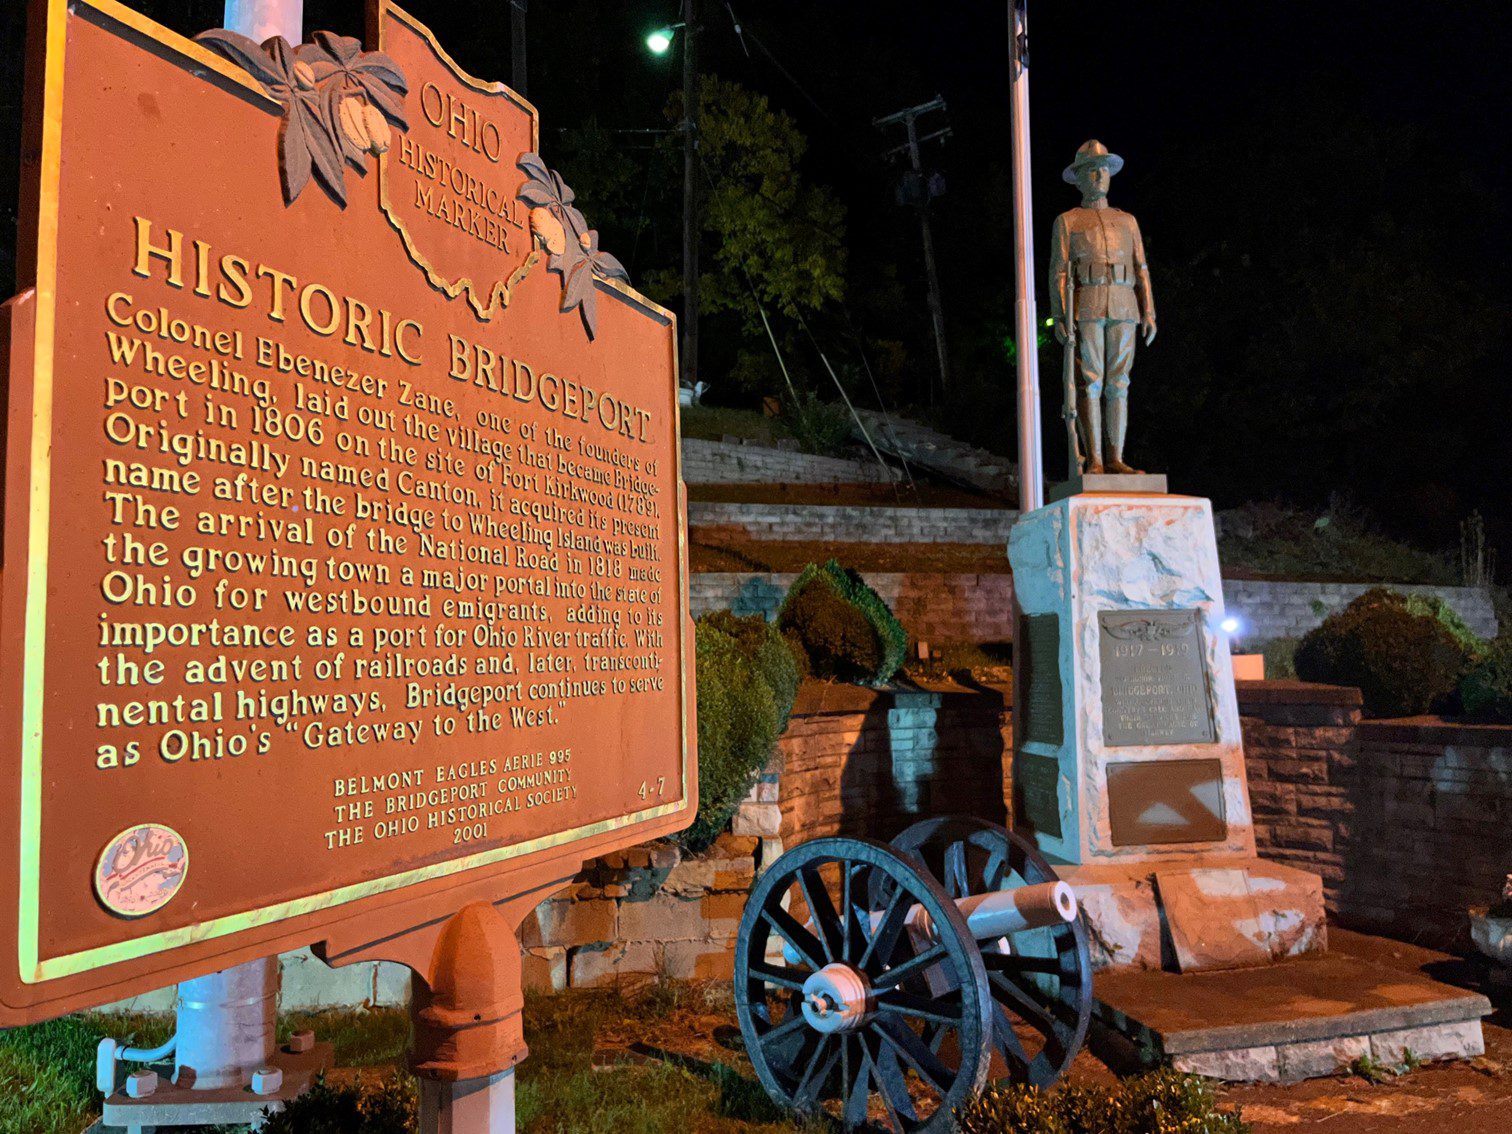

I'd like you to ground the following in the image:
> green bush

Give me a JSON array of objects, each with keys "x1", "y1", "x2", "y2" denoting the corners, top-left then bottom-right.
[
  {"x1": 1461, "y1": 638, "x2": 1512, "y2": 723},
  {"x1": 1262, "y1": 636, "x2": 1300, "y2": 680},
  {"x1": 1294, "y1": 588, "x2": 1471, "y2": 717},
  {"x1": 778, "y1": 560, "x2": 907, "y2": 685},
  {"x1": 682, "y1": 612, "x2": 798, "y2": 850},
  {"x1": 1399, "y1": 592, "x2": 1485, "y2": 661},
  {"x1": 259, "y1": 1071, "x2": 416, "y2": 1133},
  {"x1": 957, "y1": 1068, "x2": 1249, "y2": 1134},
  {"x1": 700, "y1": 609, "x2": 801, "y2": 732},
  {"x1": 786, "y1": 392, "x2": 854, "y2": 457}
]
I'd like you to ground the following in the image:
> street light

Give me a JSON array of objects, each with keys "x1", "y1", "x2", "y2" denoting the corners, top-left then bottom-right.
[{"x1": 643, "y1": 5, "x2": 699, "y2": 394}]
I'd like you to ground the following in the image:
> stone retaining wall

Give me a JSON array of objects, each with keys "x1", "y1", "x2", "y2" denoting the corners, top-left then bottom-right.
[
  {"x1": 681, "y1": 438, "x2": 892, "y2": 485},
  {"x1": 519, "y1": 835, "x2": 758, "y2": 992},
  {"x1": 768, "y1": 682, "x2": 1014, "y2": 846},
  {"x1": 1241, "y1": 681, "x2": 1512, "y2": 950},
  {"x1": 691, "y1": 571, "x2": 1497, "y2": 653},
  {"x1": 689, "y1": 501, "x2": 1020, "y2": 544},
  {"x1": 689, "y1": 571, "x2": 1016, "y2": 646},
  {"x1": 1222, "y1": 579, "x2": 1496, "y2": 648}
]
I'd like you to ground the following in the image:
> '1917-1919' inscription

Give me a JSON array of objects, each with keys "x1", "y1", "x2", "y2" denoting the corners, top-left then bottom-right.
[{"x1": 1097, "y1": 609, "x2": 1216, "y2": 746}]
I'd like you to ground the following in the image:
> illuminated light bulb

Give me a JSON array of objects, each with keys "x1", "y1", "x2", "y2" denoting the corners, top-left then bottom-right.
[
  {"x1": 1220, "y1": 617, "x2": 1240, "y2": 635},
  {"x1": 646, "y1": 28, "x2": 675, "y2": 54}
]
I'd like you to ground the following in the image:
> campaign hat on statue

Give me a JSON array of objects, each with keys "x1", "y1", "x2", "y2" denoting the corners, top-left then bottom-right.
[{"x1": 1062, "y1": 139, "x2": 1124, "y2": 184}]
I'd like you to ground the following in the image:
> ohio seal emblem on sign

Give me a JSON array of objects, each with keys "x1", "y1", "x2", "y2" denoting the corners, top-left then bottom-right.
[{"x1": 93, "y1": 824, "x2": 188, "y2": 918}]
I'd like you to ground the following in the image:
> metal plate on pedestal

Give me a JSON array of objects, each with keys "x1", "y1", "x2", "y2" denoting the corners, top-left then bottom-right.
[
  {"x1": 1020, "y1": 614, "x2": 1064, "y2": 747},
  {"x1": 1015, "y1": 752, "x2": 1064, "y2": 840},
  {"x1": 1097, "y1": 610, "x2": 1216, "y2": 746},
  {"x1": 1106, "y1": 759, "x2": 1226, "y2": 845}
]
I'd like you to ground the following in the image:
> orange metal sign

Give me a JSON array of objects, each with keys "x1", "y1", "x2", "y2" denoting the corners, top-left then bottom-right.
[{"x1": 0, "y1": 0, "x2": 692, "y2": 1023}]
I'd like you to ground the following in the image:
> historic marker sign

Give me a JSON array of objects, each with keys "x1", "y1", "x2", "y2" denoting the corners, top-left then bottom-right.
[{"x1": 0, "y1": 0, "x2": 691, "y2": 1021}]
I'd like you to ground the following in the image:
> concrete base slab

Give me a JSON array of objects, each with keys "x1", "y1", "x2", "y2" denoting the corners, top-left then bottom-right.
[
  {"x1": 1047, "y1": 473, "x2": 1168, "y2": 502},
  {"x1": 1091, "y1": 930, "x2": 1490, "y2": 1082},
  {"x1": 99, "y1": 1040, "x2": 333, "y2": 1129},
  {"x1": 1060, "y1": 856, "x2": 1326, "y2": 971}
]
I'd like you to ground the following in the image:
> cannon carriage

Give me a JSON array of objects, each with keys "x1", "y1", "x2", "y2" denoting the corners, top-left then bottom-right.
[{"x1": 733, "y1": 816, "x2": 1094, "y2": 1131}]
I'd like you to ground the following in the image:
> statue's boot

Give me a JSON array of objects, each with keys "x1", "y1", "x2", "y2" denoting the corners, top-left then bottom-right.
[
  {"x1": 1104, "y1": 399, "x2": 1143, "y2": 474},
  {"x1": 1078, "y1": 394, "x2": 1104, "y2": 475}
]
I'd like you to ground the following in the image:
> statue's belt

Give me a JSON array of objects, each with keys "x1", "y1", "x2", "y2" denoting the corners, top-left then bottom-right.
[{"x1": 1075, "y1": 261, "x2": 1137, "y2": 286}]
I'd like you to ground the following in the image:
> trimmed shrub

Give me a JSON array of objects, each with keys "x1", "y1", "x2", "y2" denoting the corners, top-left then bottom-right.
[
  {"x1": 681, "y1": 612, "x2": 798, "y2": 850},
  {"x1": 700, "y1": 609, "x2": 801, "y2": 732},
  {"x1": 1461, "y1": 638, "x2": 1512, "y2": 723},
  {"x1": 957, "y1": 1068, "x2": 1249, "y2": 1134},
  {"x1": 1401, "y1": 592, "x2": 1486, "y2": 662},
  {"x1": 1262, "y1": 636, "x2": 1300, "y2": 680},
  {"x1": 778, "y1": 560, "x2": 907, "y2": 685},
  {"x1": 1294, "y1": 587, "x2": 1471, "y2": 717}
]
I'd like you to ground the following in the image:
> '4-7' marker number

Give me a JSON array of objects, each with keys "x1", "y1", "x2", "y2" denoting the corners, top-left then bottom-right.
[{"x1": 638, "y1": 778, "x2": 666, "y2": 800}]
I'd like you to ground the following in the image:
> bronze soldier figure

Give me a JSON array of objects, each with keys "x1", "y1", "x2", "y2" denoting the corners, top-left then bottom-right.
[{"x1": 1049, "y1": 140, "x2": 1157, "y2": 475}]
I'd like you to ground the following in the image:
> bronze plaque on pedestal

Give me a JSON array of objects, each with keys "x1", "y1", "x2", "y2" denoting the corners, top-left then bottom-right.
[
  {"x1": 1106, "y1": 758, "x2": 1226, "y2": 845},
  {"x1": 1014, "y1": 752, "x2": 1063, "y2": 840},
  {"x1": 1019, "y1": 614, "x2": 1063, "y2": 747},
  {"x1": 1097, "y1": 610, "x2": 1216, "y2": 746}
]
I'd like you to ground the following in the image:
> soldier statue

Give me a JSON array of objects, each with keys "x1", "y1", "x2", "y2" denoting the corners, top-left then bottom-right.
[{"x1": 1049, "y1": 140, "x2": 1156, "y2": 475}]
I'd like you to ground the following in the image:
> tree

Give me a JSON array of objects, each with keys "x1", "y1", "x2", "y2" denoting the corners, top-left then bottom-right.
[{"x1": 679, "y1": 76, "x2": 847, "y2": 329}]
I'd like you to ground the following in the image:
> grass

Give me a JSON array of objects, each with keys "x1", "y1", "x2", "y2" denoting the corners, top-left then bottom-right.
[
  {"x1": 0, "y1": 991, "x2": 819, "y2": 1134},
  {"x1": 514, "y1": 987, "x2": 820, "y2": 1134},
  {"x1": 1217, "y1": 500, "x2": 1457, "y2": 584},
  {"x1": 680, "y1": 405, "x2": 787, "y2": 446},
  {"x1": 903, "y1": 640, "x2": 1013, "y2": 684},
  {"x1": 0, "y1": 1007, "x2": 407, "y2": 1134}
]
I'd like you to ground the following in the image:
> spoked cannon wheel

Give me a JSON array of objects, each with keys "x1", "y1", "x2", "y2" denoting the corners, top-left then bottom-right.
[
  {"x1": 890, "y1": 816, "x2": 1093, "y2": 1088},
  {"x1": 734, "y1": 836, "x2": 993, "y2": 1133}
]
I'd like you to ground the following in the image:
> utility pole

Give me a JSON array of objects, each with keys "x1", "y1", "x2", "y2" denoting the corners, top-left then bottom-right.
[
  {"x1": 1009, "y1": 0, "x2": 1043, "y2": 511},
  {"x1": 509, "y1": 0, "x2": 527, "y2": 97},
  {"x1": 681, "y1": 0, "x2": 700, "y2": 392},
  {"x1": 875, "y1": 97, "x2": 952, "y2": 403}
]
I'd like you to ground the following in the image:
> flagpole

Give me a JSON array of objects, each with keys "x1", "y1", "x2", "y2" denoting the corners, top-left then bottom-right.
[{"x1": 1009, "y1": 0, "x2": 1043, "y2": 512}]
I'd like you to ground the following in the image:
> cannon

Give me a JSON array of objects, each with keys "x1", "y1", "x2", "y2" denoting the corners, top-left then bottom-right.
[{"x1": 733, "y1": 817, "x2": 1093, "y2": 1132}]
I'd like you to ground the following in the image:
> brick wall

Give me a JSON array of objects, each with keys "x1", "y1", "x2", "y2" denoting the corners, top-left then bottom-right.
[
  {"x1": 681, "y1": 438, "x2": 892, "y2": 485},
  {"x1": 690, "y1": 571, "x2": 1016, "y2": 646},
  {"x1": 764, "y1": 682, "x2": 1014, "y2": 846},
  {"x1": 1241, "y1": 680, "x2": 1512, "y2": 950},
  {"x1": 689, "y1": 501, "x2": 1020, "y2": 544},
  {"x1": 1224, "y1": 579, "x2": 1497, "y2": 649}
]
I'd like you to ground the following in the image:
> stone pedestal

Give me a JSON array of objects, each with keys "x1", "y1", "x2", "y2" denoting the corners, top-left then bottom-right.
[{"x1": 1007, "y1": 493, "x2": 1325, "y2": 971}]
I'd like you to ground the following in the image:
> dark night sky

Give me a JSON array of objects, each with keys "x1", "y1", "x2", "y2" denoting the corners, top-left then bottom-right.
[{"x1": 2, "y1": 1, "x2": 1508, "y2": 550}]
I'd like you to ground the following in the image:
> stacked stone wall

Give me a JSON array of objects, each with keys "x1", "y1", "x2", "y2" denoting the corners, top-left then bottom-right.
[
  {"x1": 1241, "y1": 681, "x2": 1512, "y2": 950},
  {"x1": 691, "y1": 571, "x2": 1496, "y2": 653},
  {"x1": 1223, "y1": 579, "x2": 1496, "y2": 648},
  {"x1": 689, "y1": 502, "x2": 1019, "y2": 544},
  {"x1": 519, "y1": 835, "x2": 758, "y2": 992},
  {"x1": 681, "y1": 438, "x2": 892, "y2": 485}
]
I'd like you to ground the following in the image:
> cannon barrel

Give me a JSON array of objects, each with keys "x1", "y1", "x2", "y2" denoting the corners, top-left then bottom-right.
[
  {"x1": 783, "y1": 880, "x2": 1076, "y2": 963},
  {"x1": 915, "y1": 880, "x2": 1077, "y2": 941}
]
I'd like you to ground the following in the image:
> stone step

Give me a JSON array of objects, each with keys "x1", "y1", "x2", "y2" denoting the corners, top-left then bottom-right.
[
  {"x1": 852, "y1": 409, "x2": 1017, "y2": 497},
  {"x1": 1091, "y1": 929, "x2": 1490, "y2": 1083}
]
